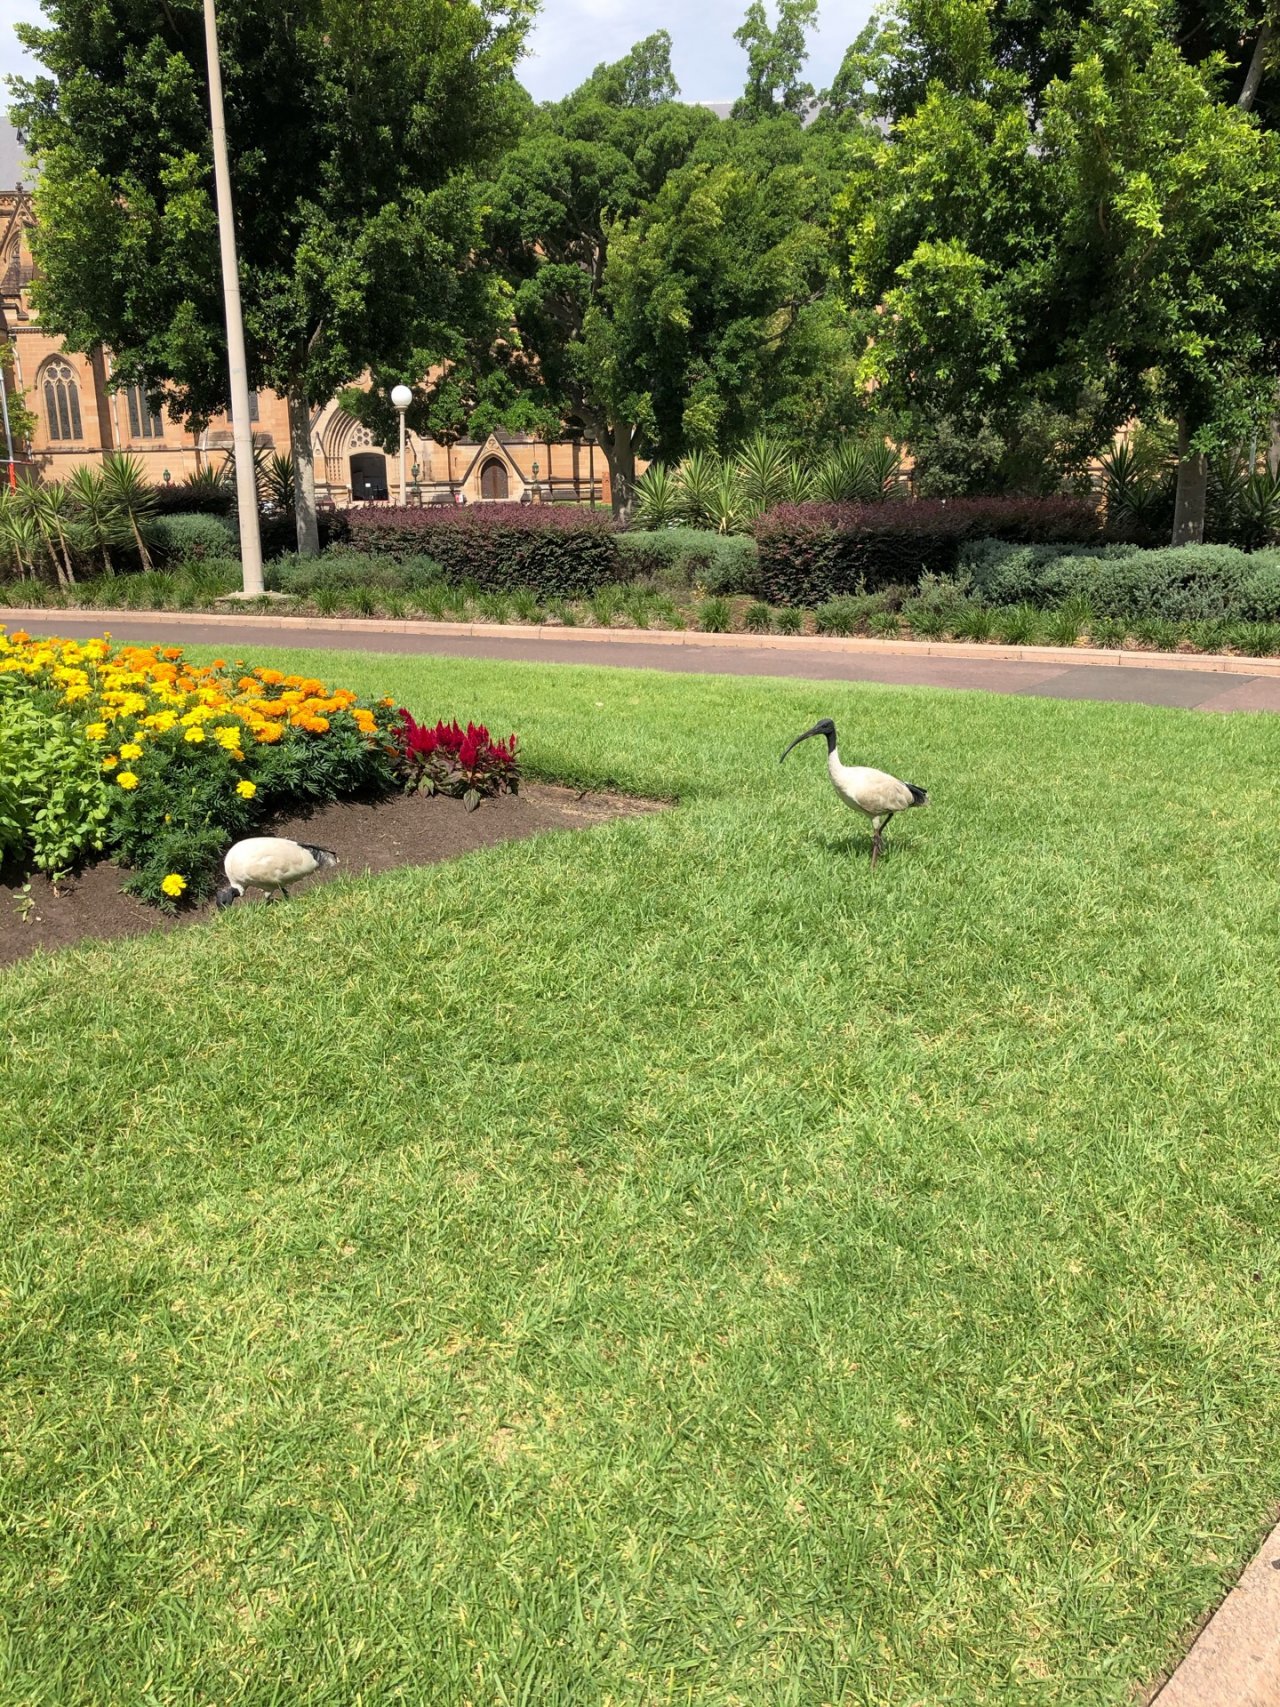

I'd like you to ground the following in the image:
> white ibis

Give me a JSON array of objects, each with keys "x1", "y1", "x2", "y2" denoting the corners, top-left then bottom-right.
[
  {"x1": 216, "y1": 837, "x2": 339, "y2": 907},
  {"x1": 780, "y1": 718, "x2": 928, "y2": 868}
]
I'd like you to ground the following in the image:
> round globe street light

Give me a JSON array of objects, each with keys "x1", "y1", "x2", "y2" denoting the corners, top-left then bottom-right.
[{"x1": 391, "y1": 385, "x2": 412, "y2": 505}]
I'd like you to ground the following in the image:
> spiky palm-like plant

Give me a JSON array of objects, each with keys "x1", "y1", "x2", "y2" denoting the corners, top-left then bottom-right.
[
  {"x1": 15, "y1": 477, "x2": 80, "y2": 586},
  {"x1": 100, "y1": 452, "x2": 160, "y2": 570},
  {"x1": 676, "y1": 449, "x2": 721, "y2": 529},
  {"x1": 66, "y1": 464, "x2": 127, "y2": 575},
  {"x1": 633, "y1": 463, "x2": 681, "y2": 529},
  {"x1": 735, "y1": 433, "x2": 791, "y2": 515}
]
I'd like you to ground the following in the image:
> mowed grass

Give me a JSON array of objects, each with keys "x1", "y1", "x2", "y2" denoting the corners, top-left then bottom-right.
[{"x1": 4, "y1": 648, "x2": 1280, "y2": 1706}]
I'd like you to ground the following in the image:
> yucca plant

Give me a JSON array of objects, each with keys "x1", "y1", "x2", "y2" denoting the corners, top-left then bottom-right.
[
  {"x1": 709, "y1": 461, "x2": 750, "y2": 535},
  {"x1": 1240, "y1": 467, "x2": 1280, "y2": 544},
  {"x1": 0, "y1": 487, "x2": 40, "y2": 579},
  {"x1": 66, "y1": 464, "x2": 127, "y2": 575},
  {"x1": 264, "y1": 452, "x2": 296, "y2": 514},
  {"x1": 184, "y1": 464, "x2": 232, "y2": 497},
  {"x1": 735, "y1": 433, "x2": 791, "y2": 515},
  {"x1": 779, "y1": 460, "x2": 816, "y2": 506},
  {"x1": 814, "y1": 440, "x2": 872, "y2": 503},
  {"x1": 633, "y1": 463, "x2": 681, "y2": 529},
  {"x1": 676, "y1": 449, "x2": 721, "y2": 528},
  {"x1": 867, "y1": 439, "x2": 904, "y2": 498},
  {"x1": 15, "y1": 477, "x2": 80, "y2": 587},
  {"x1": 1100, "y1": 440, "x2": 1175, "y2": 540},
  {"x1": 101, "y1": 451, "x2": 159, "y2": 570},
  {"x1": 220, "y1": 432, "x2": 274, "y2": 504}
]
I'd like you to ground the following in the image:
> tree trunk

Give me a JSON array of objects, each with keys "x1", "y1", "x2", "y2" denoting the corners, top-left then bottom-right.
[
  {"x1": 609, "y1": 421, "x2": 636, "y2": 520},
  {"x1": 288, "y1": 388, "x2": 320, "y2": 557},
  {"x1": 1238, "y1": 20, "x2": 1273, "y2": 111},
  {"x1": 1172, "y1": 414, "x2": 1208, "y2": 546},
  {"x1": 52, "y1": 521, "x2": 76, "y2": 585}
]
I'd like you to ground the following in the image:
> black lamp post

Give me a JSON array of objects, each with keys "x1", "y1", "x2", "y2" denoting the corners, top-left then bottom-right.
[{"x1": 583, "y1": 427, "x2": 596, "y2": 508}]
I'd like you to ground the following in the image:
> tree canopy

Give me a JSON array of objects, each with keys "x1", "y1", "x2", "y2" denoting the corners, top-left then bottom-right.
[{"x1": 10, "y1": 0, "x2": 531, "y2": 549}]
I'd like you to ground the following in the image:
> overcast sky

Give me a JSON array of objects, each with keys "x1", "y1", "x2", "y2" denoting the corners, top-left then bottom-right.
[{"x1": 2, "y1": 1, "x2": 870, "y2": 109}]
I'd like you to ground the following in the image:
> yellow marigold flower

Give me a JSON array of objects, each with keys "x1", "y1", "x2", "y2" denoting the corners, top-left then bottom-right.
[
  {"x1": 184, "y1": 726, "x2": 206, "y2": 744},
  {"x1": 119, "y1": 743, "x2": 143, "y2": 761},
  {"x1": 236, "y1": 780, "x2": 257, "y2": 799},
  {"x1": 63, "y1": 684, "x2": 91, "y2": 703},
  {"x1": 85, "y1": 722, "x2": 108, "y2": 741},
  {"x1": 214, "y1": 725, "x2": 242, "y2": 750},
  {"x1": 161, "y1": 873, "x2": 187, "y2": 898},
  {"x1": 116, "y1": 771, "x2": 139, "y2": 790},
  {"x1": 102, "y1": 755, "x2": 119, "y2": 770}
]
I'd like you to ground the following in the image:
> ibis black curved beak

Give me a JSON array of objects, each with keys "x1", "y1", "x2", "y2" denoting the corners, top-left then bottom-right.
[{"x1": 779, "y1": 723, "x2": 828, "y2": 763}]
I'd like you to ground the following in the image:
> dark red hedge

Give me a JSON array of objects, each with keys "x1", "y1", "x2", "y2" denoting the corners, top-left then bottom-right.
[
  {"x1": 755, "y1": 497, "x2": 1105, "y2": 604},
  {"x1": 346, "y1": 503, "x2": 622, "y2": 597}
]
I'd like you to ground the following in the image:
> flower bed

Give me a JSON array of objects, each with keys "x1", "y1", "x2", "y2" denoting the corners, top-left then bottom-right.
[{"x1": 0, "y1": 629, "x2": 518, "y2": 906}]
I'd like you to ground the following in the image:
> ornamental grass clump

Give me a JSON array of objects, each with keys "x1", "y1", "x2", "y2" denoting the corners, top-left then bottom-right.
[
  {"x1": 0, "y1": 628, "x2": 400, "y2": 905},
  {"x1": 392, "y1": 713, "x2": 519, "y2": 810}
]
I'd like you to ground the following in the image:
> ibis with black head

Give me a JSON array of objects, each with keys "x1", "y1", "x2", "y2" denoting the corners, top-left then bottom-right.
[
  {"x1": 216, "y1": 837, "x2": 339, "y2": 907},
  {"x1": 780, "y1": 718, "x2": 928, "y2": 868}
]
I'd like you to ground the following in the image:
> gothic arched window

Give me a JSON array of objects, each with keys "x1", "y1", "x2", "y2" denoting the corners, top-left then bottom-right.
[
  {"x1": 124, "y1": 382, "x2": 163, "y2": 439},
  {"x1": 42, "y1": 360, "x2": 82, "y2": 442}
]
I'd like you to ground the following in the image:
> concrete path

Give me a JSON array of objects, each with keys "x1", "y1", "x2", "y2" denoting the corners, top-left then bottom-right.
[
  {"x1": 1152, "y1": 1517, "x2": 1280, "y2": 1706},
  {"x1": 7, "y1": 608, "x2": 1280, "y2": 712}
]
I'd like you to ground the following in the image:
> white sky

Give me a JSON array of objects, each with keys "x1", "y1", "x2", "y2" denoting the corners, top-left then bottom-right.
[{"x1": 1, "y1": 0, "x2": 871, "y2": 109}]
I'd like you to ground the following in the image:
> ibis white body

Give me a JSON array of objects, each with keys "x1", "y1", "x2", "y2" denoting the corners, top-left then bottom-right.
[
  {"x1": 217, "y1": 836, "x2": 338, "y2": 906},
  {"x1": 780, "y1": 718, "x2": 928, "y2": 866}
]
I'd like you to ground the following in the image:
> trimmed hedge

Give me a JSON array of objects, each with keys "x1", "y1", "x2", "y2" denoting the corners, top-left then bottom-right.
[
  {"x1": 616, "y1": 528, "x2": 759, "y2": 595},
  {"x1": 266, "y1": 553, "x2": 446, "y2": 596},
  {"x1": 755, "y1": 497, "x2": 1104, "y2": 605},
  {"x1": 151, "y1": 483, "x2": 234, "y2": 517},
  {"x1": 346, "y1": 503, "x2": 621, "y2": 597},
  {"x1": 258, "y1": 509, "x2": 350, "y2": 561},
  {"x1": 153, "y1": 512, "x2": 237, "y2": 562},
  {"x1": 964, "y1": 539, "x2": 1280, "y2": 623}
]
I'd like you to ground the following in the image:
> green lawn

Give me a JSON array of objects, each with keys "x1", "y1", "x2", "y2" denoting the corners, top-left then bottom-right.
[{"x1": 4, "y1": 649, "x2": 1280, "y2": 1705}]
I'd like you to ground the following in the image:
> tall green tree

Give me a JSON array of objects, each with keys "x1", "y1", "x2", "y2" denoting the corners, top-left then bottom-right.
[
  {"x1": 838, "y1": 0, "x2": 1280, "y2": 534},
  {"x1": 733, "y1": 0, "x2": 821, "y2": 119},
  {"x1": 10, "y1": 0, "x2": 531, "y2": 553},
  {"x1": 480, "y1": 36, "x2": 843, "y2": 507},
  {"x1": 480, "y1": 34, "x2": 717, "y2": 509}
]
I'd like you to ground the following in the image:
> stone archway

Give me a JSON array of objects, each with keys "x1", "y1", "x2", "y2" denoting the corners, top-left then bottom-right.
[
  {"x1": 479, "y1": 457, "x2": 509, "y2": 501},
  {"x1": 350, "y1": 451, "x2": 388, "y2": 502}
]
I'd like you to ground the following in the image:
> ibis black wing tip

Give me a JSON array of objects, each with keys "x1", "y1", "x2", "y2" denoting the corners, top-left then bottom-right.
[{"x1": 907, "y1": 783, "x2": 929, "y2": 806}]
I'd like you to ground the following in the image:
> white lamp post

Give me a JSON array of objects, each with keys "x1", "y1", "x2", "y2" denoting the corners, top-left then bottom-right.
[
  {"x1": 202, "y1": 0, "x2": 263, "y2": 595},
  {"x1": 391, "y1": 385, "x2": 412, "y2": 505}
]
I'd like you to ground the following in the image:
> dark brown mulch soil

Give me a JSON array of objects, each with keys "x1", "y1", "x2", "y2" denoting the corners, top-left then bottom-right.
[{"x1": 0, "y1": 783, "x2": 666, "y2": 969}]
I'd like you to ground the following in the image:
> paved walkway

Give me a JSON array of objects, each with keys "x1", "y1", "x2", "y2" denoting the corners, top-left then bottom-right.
[
  {"x1": 8, "y1": 608, "x2": 1280, "y2": 711},
  {"x1": 1151, "y1": 1516, "x2": 1280, "y2": 1707}
]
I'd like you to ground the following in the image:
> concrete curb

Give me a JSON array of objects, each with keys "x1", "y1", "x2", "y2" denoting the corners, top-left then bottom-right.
[
  {"x1": 1151, "y1": 1516, "x2": 1280, "y2": 1706},
  {"x1": 6, "y1": 607, "x2": 1280, "y2": 678}
]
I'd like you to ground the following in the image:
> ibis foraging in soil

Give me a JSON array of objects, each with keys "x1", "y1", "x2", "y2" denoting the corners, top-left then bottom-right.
[
  {"x1": 216, "y1": 837, "x2": 339, "y2": 907},
  {"x1": 780, "y1": 718, "x2": 929, "y2": 868}
]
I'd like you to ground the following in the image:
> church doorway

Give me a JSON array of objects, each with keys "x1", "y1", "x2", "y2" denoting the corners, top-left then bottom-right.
[
  {"x1": 479, "y1": 458, "x2": 509, "y2": 501},
  {"x1": 350, "y1": 452, "x2": 388, "y2": 502}
]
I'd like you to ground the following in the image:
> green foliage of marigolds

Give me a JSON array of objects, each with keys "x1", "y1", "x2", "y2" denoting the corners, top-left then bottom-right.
[
  {"x1": 0, "y1": 697, "x2": 111, "y2": 874},
  {"x1": 6, "y1": 646, "x2": 1280, "y2": 1702}
]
